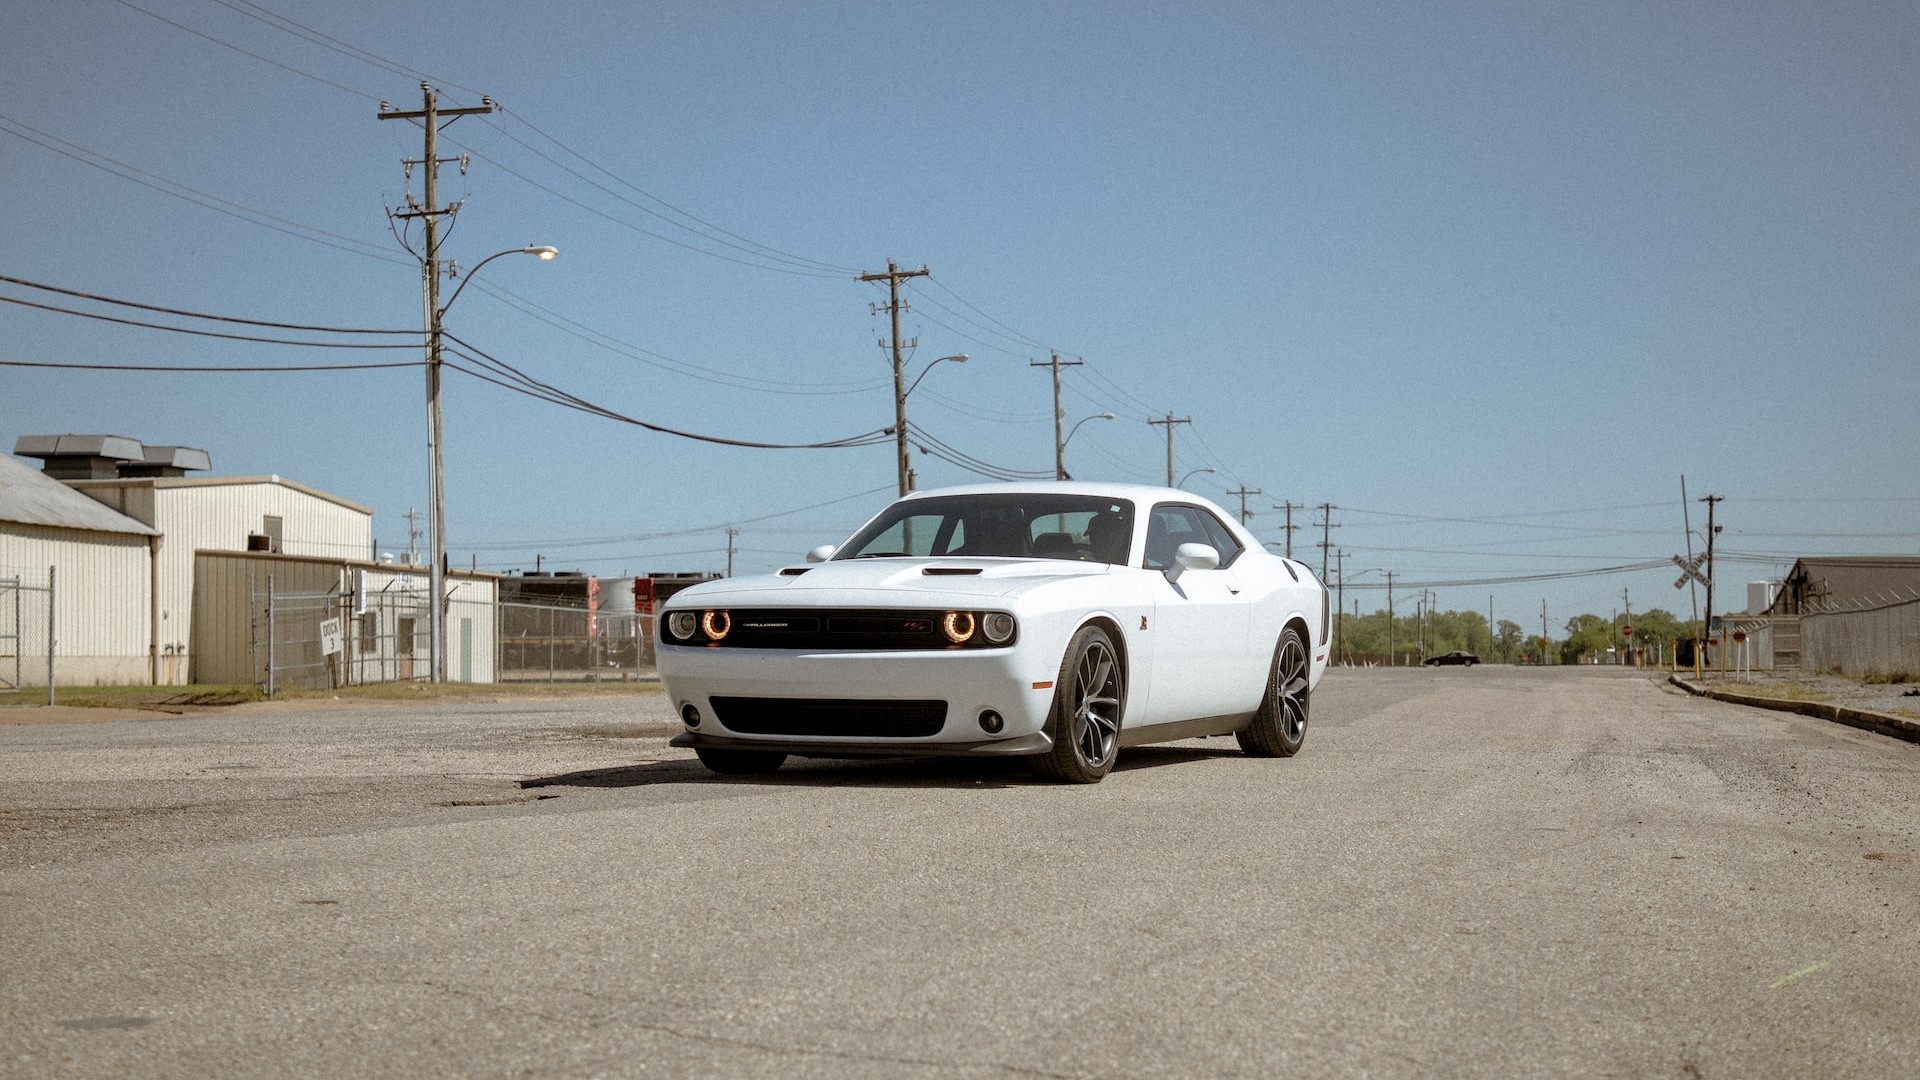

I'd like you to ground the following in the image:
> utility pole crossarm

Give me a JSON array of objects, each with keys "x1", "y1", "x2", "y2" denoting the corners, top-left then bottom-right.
[{"x1": 1227, "y1": 486, "x2": 1262, "y2": 526}]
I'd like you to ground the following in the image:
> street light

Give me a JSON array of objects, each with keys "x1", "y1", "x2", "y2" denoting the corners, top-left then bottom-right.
[
  {"x1": 1176, "y1": 467, "x2": 1215, "y2": 489},
  {"x1": 1056, "y1": 412, "x2": 1115, "y2": 480},
  {"x1": 424, "y1": 243, "x2": 556, "y2": 683},
  {"x1": 895, "y1": 353, "x2": 967, "y2": 494}
]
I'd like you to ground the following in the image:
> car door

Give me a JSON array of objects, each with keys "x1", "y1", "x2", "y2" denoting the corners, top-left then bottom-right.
[{"x1": 1137, "y1": 503, "x2": 1252, "y2": 725}]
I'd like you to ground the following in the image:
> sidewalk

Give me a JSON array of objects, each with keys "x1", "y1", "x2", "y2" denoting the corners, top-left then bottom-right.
[{"x1": 1670, "y1": 668, "x2": 1920, "y2": 745}]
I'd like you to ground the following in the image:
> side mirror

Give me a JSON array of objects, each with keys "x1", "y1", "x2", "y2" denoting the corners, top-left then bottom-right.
[
  {"x1": 805, "y1": 544, "x2": 837, "y2": 564},
  {"x1": 1164, "y1": 542, "x2": 1219, "y2": 584}
]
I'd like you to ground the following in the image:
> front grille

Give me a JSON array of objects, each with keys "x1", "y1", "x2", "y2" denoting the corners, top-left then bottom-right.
[
  {"x1": 700, "y1": 608, "x2": 978, "y2": 650},
  {"x1": 710, "y1": 697, "x2": 947, "y2": 737}
]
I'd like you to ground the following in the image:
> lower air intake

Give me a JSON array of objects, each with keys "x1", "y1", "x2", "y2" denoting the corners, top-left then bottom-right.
[{"x1": 709, "y1": 697, "x2": 947, "y2": 738}]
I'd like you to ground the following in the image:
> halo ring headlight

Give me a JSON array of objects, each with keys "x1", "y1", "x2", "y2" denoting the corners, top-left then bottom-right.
[
  {"x1": 941, "y1": 611, "x2": 976, "y2": 644},
  {"x1": 701, "y1": 609, "x2": 731, "y2": 641},
  {"x1": 666, "y1": 611, "x2": 698, "y2": 641},
  {"x1": 982, "y1": 612, "x2": 1016, "y2": 644}
]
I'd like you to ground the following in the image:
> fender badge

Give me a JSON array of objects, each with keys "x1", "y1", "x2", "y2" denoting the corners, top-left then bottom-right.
[{"x1": 1139, "y1": 616, "x2": 1149, "y2": 630}]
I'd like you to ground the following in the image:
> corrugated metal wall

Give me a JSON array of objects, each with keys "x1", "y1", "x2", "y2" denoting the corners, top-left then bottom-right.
[
  {"x1": 193, "y1": 553, "x2": 498, "y2": 686},
  {"x1": 191, "y1": 552, "x2": 342, "y2": 685},
  {"x1": 0, "y1": 523, "x2": 151, "y2": 685},
  {"x1": 100, "y1": 480, "x2": 373, "y2": 677}
]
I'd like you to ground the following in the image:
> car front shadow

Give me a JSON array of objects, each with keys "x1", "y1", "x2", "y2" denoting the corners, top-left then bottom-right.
[{"x1": 519, "y1": 741, "x2": 1245, "y2": 791}]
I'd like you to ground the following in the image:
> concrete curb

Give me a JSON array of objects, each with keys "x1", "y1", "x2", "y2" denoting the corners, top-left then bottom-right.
[{"x1": 1668, "y1": 674, "x2": 1920, "y2": 745}]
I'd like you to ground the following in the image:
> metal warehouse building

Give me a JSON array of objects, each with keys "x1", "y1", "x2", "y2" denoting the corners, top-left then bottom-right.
[{"x1": 0, "y1": 451, "x2": 158, "y2": 686}]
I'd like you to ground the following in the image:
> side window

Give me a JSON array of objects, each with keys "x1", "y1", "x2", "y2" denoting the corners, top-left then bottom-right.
[
  {"x1": 1143, "y1": 506, "x2": 1212, "y2": 571},
  {"x1": 1197, "y1": 511, "x2": 1245, "y2": 569}
]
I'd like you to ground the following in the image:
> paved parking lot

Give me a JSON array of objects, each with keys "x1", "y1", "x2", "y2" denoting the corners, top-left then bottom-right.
[{"x1": 3, "y1": 668, "x2": 1917, "y2": 1077}]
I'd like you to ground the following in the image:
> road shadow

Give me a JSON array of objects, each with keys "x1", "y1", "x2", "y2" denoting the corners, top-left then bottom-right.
[{"x1": 520, "y1": 741, "x2": 1246, "y2": 791}]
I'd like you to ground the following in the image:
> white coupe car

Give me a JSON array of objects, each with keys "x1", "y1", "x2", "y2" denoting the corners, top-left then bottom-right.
[{"x1": 658, "y1": 482, "x2": 1329, "y2": 783}]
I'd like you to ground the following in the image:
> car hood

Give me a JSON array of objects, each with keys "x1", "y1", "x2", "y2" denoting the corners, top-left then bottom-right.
[{"x1": 664, "y1": 558, "x2": 1112, "y2": 606}]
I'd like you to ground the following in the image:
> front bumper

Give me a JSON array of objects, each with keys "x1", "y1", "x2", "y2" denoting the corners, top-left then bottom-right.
[{"x1": 657, "y1": 643, "x2": 1061, "y2": 751}]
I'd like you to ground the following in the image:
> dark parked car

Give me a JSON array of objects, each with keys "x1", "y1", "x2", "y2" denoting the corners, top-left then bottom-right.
[{"x1": 1424, "y1": 651, "x2": 1481, "y2": 667}]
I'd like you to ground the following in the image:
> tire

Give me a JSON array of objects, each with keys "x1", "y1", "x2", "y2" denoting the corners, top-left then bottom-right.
[
  {"x1": 1030, "y1": 625, "x2": 1126, "y2": 783},
  {"x1": 694, "y1": 747, "x2": 788, "y2": 775},
  {"x1": 1237, "y1": 626, "x2": 1310, "y2": 758}
]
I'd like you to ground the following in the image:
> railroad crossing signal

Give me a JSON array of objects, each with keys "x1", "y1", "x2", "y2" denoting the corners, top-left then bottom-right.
[{"x1": 1672, "y1": 552, "x2": 1709, "y2": 590}]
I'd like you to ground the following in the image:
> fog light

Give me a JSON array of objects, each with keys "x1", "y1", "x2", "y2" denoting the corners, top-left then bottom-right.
[
  {"x1": 681, "y1": 703, "x2": 702, "y2": 728},
  {"x1": 978, "y1": 709, "x2": 1004, "y2": 734}
]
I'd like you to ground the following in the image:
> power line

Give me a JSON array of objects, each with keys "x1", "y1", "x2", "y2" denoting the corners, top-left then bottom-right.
[
  {"x1": 469, "y1": 280, "x2": 887, "y2": 397},
  {"x1": 0, "y1": 272, "x2": 416, "y2": 334},
  {"x1": 0, "y1": 112, "x2": 406, "y2": 265},
  {"x1": 0, "y1": 357, "x2": 418, "y2": 372},
  {"x1": 0, "y1": 292, "x2": 418, "y2": 345}
]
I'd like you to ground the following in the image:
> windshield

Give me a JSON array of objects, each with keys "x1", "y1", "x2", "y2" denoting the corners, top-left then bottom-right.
[{"x1": 836, "y1": 493, "x2": 1136, "y2": 565}]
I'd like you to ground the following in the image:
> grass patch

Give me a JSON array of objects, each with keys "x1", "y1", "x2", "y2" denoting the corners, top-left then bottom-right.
[
  {"x1": 18, "y1": 680, "x2": 661, "y2": 711},
  {"x1": 37, "y1": 685, "x2": 266, "y2": 710},
  {"x1": 1862, "y1": 670, "x2": 1917, "y2": 686}
]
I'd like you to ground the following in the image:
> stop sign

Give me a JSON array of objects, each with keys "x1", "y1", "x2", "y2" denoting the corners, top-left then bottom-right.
[{"x1": 1622, "y1": 624, "x2": 1633, "y2": 637}]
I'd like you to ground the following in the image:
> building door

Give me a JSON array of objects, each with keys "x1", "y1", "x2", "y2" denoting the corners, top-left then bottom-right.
[{"x1": 397, "y1": 616, "x2": 416, "y2": 680}]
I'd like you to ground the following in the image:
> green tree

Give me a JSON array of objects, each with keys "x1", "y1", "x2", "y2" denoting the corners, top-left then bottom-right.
[
  {"x1": 1560, "y1": 613, "x2": 1615, "y2": 664},
  {"x1": 1496, "y1": 619, "x2": 1523, "y2": 663}
]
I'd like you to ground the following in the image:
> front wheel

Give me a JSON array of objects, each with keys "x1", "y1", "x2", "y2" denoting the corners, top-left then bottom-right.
[
  {"x1": 1237, "y1": 626, "x2": 1309, "y2": 758},
  {"x1": 1030, "y1": 625, "x2": 1126, "y2": 783},
  {"x1": 694, "y1": 747, "x2": 788, "y2": 775}
]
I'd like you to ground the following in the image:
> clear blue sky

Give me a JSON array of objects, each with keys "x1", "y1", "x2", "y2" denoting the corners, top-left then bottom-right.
[{"x1": 3, "y1": 0, "x2": 1915, "y2": 638}]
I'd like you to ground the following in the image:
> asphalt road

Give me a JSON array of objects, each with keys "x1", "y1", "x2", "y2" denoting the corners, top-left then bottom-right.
[{"x1": 2, "y1": 667, "x2": 1917, "y2": 1078}]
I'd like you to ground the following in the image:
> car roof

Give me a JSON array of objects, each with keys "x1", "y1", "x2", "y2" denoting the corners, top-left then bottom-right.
[{"x1": 904, "y1": 480, "x2": 1231, "y2": 511}]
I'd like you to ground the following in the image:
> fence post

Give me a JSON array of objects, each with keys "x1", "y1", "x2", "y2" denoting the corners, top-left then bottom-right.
[
  {"x1": 46, "y1": 565, "x2": 56, "y2": 706},
  {"x1": 266, "y1": 574, "x2": 276, "y2": 699}
]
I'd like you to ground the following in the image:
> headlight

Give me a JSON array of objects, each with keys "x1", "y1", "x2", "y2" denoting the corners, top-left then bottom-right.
[
  {"x1": 665, "y1": 611, "x2": 698, "y2": 641},
  {"x1": 701, "y1": 610, "x2": 731, "y2": 641},
  {"x1": 982, "y1": 612, "x2": 1016, "y2": 644},
  {"x1": 941, "y1": 611, "x2": 976, "y2": 644}
]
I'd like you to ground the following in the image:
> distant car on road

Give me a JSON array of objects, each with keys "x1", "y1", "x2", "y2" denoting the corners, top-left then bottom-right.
[{"x1": 1424, "y1": 651, "x2": 1481, "y2": 667}]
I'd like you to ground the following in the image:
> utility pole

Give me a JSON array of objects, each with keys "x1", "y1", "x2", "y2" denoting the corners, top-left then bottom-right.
[
  {"x1": 725, "y1": 528, "x2": 739, "y2": 577},
  {"x1": 1540, "y1": 600, "x2": 1551, "y2": 664},
  {"x1": 1385, "y1": 570, "x2": 1396, "y2": 666},
  {"x1": 1031, "y1": 352, "x2": 1085, "y2": 481},
  {"x1": 858, "y1": 260, "x2": 930, "y2": 495},
  {"x1": 1622, "y1": 586, "x2": 1633, "y2": 667},
  {"x1": 1146, "y1": 414, "x2": 1191, "y2": 487},
  {"x1": 1272, "y1": 501, "x2": 1300, "y2": 559},
  {"x1": 1315, "y1": 503, "x2": 1337, "y2": 582},
  {"x1": 1700, "y1": 494, "x2": 1722, "y2": 667},
  {"x1": 1335, "y1": 549, "x2": 1346, "y2": 664},
  {"x1": 1227, "y1": 485, "x2": 1262, "y2": 526},
  {"x1": 381, "y1": 83, "x2": 495, "y2": 683}
]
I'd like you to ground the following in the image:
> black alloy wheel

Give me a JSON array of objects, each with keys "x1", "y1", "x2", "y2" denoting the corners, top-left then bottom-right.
[
  {"x1": 1031, "y1": 625, "x2": 1125, "y2": 783},
  {"x1": 1238, "y1": 626, "x2": 1310, "y2": 758}
]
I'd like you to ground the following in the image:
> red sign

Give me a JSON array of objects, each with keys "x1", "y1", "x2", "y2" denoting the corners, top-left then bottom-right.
[
  {"x1": 1733, "y1": 630, "x2": 1747, "y2": 643},
  {"x1": 1621, "y1": 624, "x2": 1633, "y2": 637},
  {"x1": 633, "y1": 577, "x2": 656, "y2": 615}
]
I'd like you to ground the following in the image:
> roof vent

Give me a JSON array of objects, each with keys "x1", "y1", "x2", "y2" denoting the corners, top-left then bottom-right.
[{"x1": 12, "y1": 435, "x2": 212, "y2": 479}]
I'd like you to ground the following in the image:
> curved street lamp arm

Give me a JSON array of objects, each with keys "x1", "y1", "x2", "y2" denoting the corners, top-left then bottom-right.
[{"x1": 438, "y1": 245, "x2": 557, "y2": 318}]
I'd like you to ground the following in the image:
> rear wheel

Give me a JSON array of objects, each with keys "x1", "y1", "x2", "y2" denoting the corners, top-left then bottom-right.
[
  {"x1": 694, "y1": 747, "x2": 788, "y2": 775},
  {"x1": 1030, "y1": 625, "x2": 1125, "y2": 783},
  {"x1": 1237, "y1": 626, "x2": 1309, "y2": 758}
]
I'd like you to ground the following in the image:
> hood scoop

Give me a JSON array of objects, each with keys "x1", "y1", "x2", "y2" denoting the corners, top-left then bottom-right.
[
  {"x1": 922, "y1": 566, "x2": 984, "y2": 576},
  {"x1": 778, "y1": 567, "x2": 811, "y2": 576}
]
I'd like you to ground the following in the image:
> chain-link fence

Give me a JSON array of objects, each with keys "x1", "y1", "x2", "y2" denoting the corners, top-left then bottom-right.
[
  {"x1": 497, "y1": 600, "x2": 652, "y2": 682},
  {"x1": 250, "y1": 579, "x2": 644, "y2": 693},
  {"x1": 0, "y1": 568, "x2": 55, "y2": 703}
]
